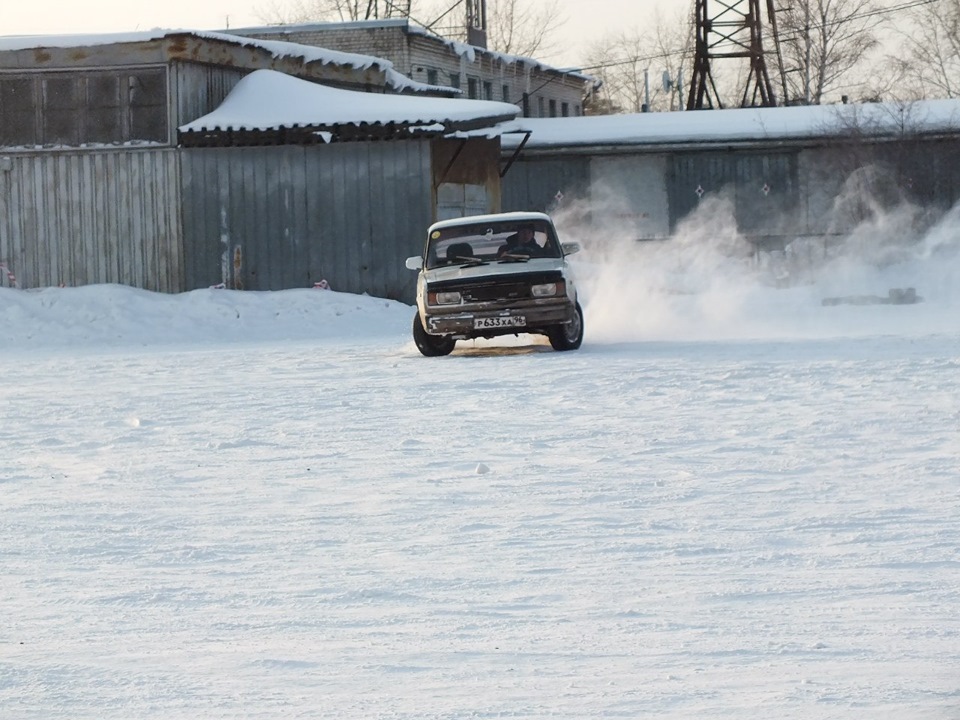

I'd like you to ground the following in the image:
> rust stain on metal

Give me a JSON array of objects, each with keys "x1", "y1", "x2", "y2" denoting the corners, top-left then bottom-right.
[
  {"x1": 233, "y1": 246, "x2": 243, "y2": 290},
  {"x1": 167, "y1": 37, "x2": 188, "y2": 54},
  {"x1": 34, "y1": 49, "x2": 52, "y2": 63},
  {"x1": 70, "y1": 50, "x2": 89, "y2": 61}
]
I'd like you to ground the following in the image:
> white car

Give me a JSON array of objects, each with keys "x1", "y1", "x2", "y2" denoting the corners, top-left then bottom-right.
[{"x1": 405, "y1": 211, "x2": 584, "y2": 356}]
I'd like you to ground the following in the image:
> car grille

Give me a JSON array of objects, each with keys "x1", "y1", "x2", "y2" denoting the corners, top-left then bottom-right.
[{"x1": 429, "y1": 271, "x2": 562, "y2": 303}]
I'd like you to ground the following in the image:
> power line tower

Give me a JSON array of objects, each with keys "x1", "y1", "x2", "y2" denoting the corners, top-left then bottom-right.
[
  {"x1": 466, "y1": 0, "x2": 488, "y2": 48},
  {"x1": 687, "y1": 0, "x2": 786, "y2": 110},
  {"x1": 364, "y1": 0, "x2": 412, "y2": 19}
]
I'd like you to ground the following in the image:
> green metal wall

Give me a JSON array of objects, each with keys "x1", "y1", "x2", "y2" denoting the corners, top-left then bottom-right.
[{"x1": 180, "y1": 141, "x2": 433, "y2": 301}]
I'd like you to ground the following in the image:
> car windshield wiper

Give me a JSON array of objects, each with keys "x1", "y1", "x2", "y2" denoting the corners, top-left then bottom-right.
[
  {"x1": 497, "y1": 253, "x2": 530, "y2": 263},
  {"x1": 452, "y1": 257, "x2": 489, "y2": 267}
]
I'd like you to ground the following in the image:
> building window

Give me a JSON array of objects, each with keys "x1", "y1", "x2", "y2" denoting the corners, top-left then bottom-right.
[
  {"x1": 127, "y1": 71, "x2": 166, "y2": 142},
  {"x1": 86, "y1": 74, "x2": 121, "y2": 143},
  {"x1": 483, "y1": 81, "x2": 493, "y2": 100},
  {"x1": 575, "y1": 104, "x2": 581, "y2": 116},
  {"x1": 427, "y1": 68, "x2": 438, "y2": 86},
  {"x1": 44, "y1": 76, "x2": 80, "y2": 145},
  {"x1": 0, "y1": 68, "x2": 168, "y2": 148},
  {"x1": 449, "y1": 72, "x2": 461, "y2": 90},
  {"x1": 537, "y1": 96, "x2": 544, "y2": 117},
  {"x1": 0, "y1": 77, "x2": 38, "y2": 146},
  {"x1": 549, "y1": 99, "x2": 557, "y2": 117},
  {"x1": 502, "y1": 84, "x2": 510, "y2": 103},
  {"x1": 561, "y1": 101, "x2": 569, "y2": 117},
  {"x1": 467, "y1": 77, "x2": 478, "y2": 99}
]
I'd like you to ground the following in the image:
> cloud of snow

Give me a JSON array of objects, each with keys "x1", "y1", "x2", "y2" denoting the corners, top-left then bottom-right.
[{"x1": 553, "y1": 169, "x2": 960, "y2": 343}]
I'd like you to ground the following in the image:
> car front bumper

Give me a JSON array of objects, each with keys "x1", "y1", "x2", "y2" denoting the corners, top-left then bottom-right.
[{"x1": 424, "y1": 300, "x2": 574, "y2": 338}]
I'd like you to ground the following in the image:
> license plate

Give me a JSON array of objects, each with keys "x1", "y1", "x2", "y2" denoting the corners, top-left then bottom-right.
[{"x1": 474, "y1": 315, "x2": 526, "y2": 329}]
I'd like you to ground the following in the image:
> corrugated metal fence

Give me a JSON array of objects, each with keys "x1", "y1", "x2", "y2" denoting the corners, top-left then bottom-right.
[
  {"x1": 180, "y1": 141, "x2": 433, "y2": 300},
  {"x1": 0, "y1": 149, "x2": 182, "y2": 291},
  {"x1": 503, "y1": 139, "x2": 960, "y2": 249}
]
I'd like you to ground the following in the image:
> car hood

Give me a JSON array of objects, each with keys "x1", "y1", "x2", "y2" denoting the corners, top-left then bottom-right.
[{"x1": 423, "y1": 257, "x2": 566, "y2": 283}]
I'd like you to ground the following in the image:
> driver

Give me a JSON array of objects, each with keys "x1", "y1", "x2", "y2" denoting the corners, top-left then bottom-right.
[{"x1": 497, "y1": 225, "x2": 540, "y2": 257}]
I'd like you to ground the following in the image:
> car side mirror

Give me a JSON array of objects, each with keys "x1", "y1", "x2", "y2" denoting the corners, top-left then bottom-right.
[
  {"x1": 561, "y1": 242, "x2": 581, "y2": 256},
  {"x1": 405, "y1": 256, "x2": 422, "y2": 270}
]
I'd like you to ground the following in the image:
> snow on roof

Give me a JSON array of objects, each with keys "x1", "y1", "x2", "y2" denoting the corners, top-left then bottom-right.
[
  {"x1": 402, "y1": 24, "x2": 596, "y2": 84},
  {"x1": 229, "y1": 19, "x2": 595, "y2": 84},
  {"x1": 178, "y1": 69, "x2": 519, "y2": 138},
  {"x1": 499, "y1": 99, "x2": 960, "y2": 150},
  {"x1": 0, "y1": 29, "x2": 170, "y2": 51},
  {"x1": 0, "y1": 29, "x2": 437, "y2": 94},
  {"x1": 429, "y1": 211, "x2": 552, "y2": 232}
]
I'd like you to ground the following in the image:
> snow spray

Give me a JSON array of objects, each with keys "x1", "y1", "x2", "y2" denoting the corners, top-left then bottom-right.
[{"x1": 551, "y1": 167, "x2": 960, "y2": 343}]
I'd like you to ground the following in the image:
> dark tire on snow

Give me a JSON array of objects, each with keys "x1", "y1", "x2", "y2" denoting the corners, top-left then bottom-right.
[
  {"x1": 413, "y1": 312, "x2": 456, "y2": 357},
  {"x1": 548, "y1": 301, "x2": 584, "y2": 351}
]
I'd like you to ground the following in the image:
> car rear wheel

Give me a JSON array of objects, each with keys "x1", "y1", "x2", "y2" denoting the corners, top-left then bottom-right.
[
  {"x1": 548, "y1": 302, "x2": 583, "y2": 351},
  {"x1": 413, "y1": 312, "x2": 456, "y2": 356}
]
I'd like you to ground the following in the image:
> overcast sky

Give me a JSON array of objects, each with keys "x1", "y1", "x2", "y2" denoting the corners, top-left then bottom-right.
[{"x1": 0, "y1": 0, "x2": 674, "y2": 67}]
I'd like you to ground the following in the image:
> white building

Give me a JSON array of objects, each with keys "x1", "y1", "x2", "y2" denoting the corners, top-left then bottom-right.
[{"x1": 231, "y1": 19, "x2": 597, "y2": 119}]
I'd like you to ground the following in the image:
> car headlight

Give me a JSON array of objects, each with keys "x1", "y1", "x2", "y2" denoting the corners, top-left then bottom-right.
[
  {"x1": 428, "y1": 290, "x2": 462, "y2": 305},
  {"x1": 531, "y1": 281, "x2": 563, "y2": 297}
]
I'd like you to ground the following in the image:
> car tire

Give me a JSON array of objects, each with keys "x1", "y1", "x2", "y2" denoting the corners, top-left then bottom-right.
[
  {"x1": 413, "y1": 312, "x2": 456, "y2": 356},
  {"x1": 548, "y1": 301, "x2": 584, "y2": 351}
]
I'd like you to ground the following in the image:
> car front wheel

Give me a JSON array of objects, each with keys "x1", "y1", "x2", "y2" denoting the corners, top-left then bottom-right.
[
  {"x1": 413, "y1": 312, "x2": 456, "y2": 356},
  {"x1": 548, "y1": 302, "x2": 584, "y2": 351}
]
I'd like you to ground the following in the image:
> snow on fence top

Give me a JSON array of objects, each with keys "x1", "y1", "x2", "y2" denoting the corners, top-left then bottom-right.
[
  {"x1": 178, "y1": 69, "x2": 520, "y2": 139},
  {"x1": 499, "y1": 98, "x2": 960, "y2": 149}
]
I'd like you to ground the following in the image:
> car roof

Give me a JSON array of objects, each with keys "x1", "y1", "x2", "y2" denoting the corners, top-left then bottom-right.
[{"x1": 427, "y1": 211, "x2": 553, "y2": 234}]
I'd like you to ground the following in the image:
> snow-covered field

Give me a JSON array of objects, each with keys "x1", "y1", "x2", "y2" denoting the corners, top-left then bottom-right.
[{"x1": 2, "y1": 216, "x2": 959, "y2": 719}]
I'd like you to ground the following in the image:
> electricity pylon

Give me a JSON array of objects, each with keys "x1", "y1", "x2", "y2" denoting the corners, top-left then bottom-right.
[{"x1": 687, "y1": 0, "x2": 787, "y2": 110}]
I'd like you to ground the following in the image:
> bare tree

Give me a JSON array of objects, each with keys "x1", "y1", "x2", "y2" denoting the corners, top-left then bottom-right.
[
  {"x1": 888, "y1": 0, "x2": 960, "y2": 99},
  {"x1": 255, "y1": 0, "x2": 415, "y2": 24},
  {"x1": 583, "y1": 9, "x2": 692, "y2": 113},
  {"x1": 486, "y1": 0, "x2": 564, "y2": 58},
  {"x1": 775, "y1": 0, "x2": 883, "y2": 104}
]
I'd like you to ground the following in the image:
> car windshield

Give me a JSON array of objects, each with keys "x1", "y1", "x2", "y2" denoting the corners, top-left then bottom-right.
[{"x1": 424, "y1": 219, "x2": 562, "y2": 269}]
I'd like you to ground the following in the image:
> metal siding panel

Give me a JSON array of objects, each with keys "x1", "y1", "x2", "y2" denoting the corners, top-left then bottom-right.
[
  {"x1": 340, "y1": 144, "x2": 361, "y2": 295},
  {"x1": 0, "y1": 149, "x2": 182, "y2": 291},
  {"x1": 229, "y1": 151, "x2": 253, "y2": 289},
  {"x1": 324, "y1": 147, "x2": 350, "y2": 290},
  {"x1": 370, "y1": 141, "x2": 419, "y2": 301},
  {"x1": 290, "y1": 147, "x2": 310, "y2": 290},
  {"x1": 590, "y1": 155, "x2": 671, "y2": 239},
  {"x1": 220, "y1": 151, "x2": 238, "y2": 288},
  {"x1": 501, "y1": 157, "x2": 590, "y2": 213},
  {"x1": 668, "y1": 152, "x2": 735, "y2": 231},
  {"x1": 74, "y1": 153, "x2": 91, "y2": 286},
  {"x1": 40, "y1": 156, "x2": 56, "y2": 286},
  {"x1": 180, "y1": 141, "x2": 433, "y2": 300},
  {"x1": 304, "y1": 148, "x2": 324, "y2": 286},
  {"x1": 0, "y1": 157, "x2": 11, "y2": 286},
  {"x1": 116, "y1": 154, "x2": 133, "y2": 285},
  {"x1": 173, "y1": 62, "x2": 246, "y2": 128},
  {"x1": 180, "y1": 150, "x2": 208, "y2": 288},
  {"x1": 251, "y1": 148, "x2": 272, "y2": 290},
  {"x1": 367, "y1": 145, "x2": 387, "y2": 298},
  {"x1": 279, "y1": 147, "x2": 302, "y2": 290},
  {"x1": 407, "y1": 140, "x2": 434, "y2": 299},
  {"x1": 130, "y1": 153, "x2": 145, "y2": 286},
  {"x1": 29, "y1": 156, "x2": 46, "y2": 286},
  {"x1": 733, "y1": 153, "x2": 799, "y2": 244},
  {"x1": 88, "y1": 153, "x2": 103, "y2": 283},
  {"x1": 336, "y1": 146, "x2": 357, "y2": 294}
]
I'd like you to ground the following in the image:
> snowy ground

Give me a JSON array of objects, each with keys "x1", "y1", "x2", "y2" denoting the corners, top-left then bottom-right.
[{"x1": 2, "y1": 220, "x2": 959, "y2": 719}]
